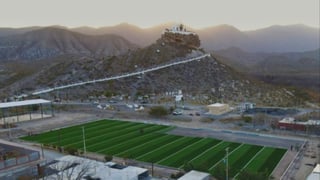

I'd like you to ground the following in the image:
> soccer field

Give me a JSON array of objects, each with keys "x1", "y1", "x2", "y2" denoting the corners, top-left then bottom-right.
[{"x1": 21, "y1": 119, "x2": 287, "y2": 178}]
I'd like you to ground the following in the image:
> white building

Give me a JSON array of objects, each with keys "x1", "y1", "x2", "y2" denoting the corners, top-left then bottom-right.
[
  {"x1": 307, "y1": 164, "x2": 320, "y2": 180},
  {"x1": 207, "y1": 103, "x2": 231, "y2": 115},
  {"x1": 238, "y1": 102, "x2": 255, "y2": 112},
  {"x1": 164, "y1": 24, "x2": 196, "y2": 35},
  {"x1": 43, "y1": 155, "x2": 149, "y2": 180},
  {"x1": 178, "y1": 170, "x2": 211, "y2": 180}
]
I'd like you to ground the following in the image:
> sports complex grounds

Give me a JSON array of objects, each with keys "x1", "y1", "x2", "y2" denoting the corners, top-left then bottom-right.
[{"x1": 21, "y1": 119, "x2": 287, "y2": 178}]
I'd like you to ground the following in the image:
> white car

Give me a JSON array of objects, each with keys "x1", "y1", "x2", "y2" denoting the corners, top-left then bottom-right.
[{"x1": 173, "y1": 111, "x2": 182, "y2": 115}]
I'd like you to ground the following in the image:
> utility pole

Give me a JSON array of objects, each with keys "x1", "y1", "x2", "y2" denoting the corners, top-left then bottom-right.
[
  {"x1": 8, "y1": 122, "x2": 12, "y2": 140},
  {"x1": 82, "y1": 126, "x2": 86, "y2": 156},
  {"x1": 226, "y1": 147, "x2": 229, "y2": 180},
  {"x1": 41, "y1": 144, "x2": 44, "y2": 158}
]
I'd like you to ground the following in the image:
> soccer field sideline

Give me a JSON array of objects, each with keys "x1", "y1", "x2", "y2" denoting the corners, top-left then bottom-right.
[{"x1": 21, "y1": 119, "x2": 287, "y2": 178}]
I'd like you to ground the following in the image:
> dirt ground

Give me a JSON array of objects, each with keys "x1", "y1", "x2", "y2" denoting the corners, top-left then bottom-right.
[
  {"x1": 292, "y1": 139, "x2": 320, "y2": 180},
  {"x1": 0, "y1": 104, "x2": 318, "y2": 179}
]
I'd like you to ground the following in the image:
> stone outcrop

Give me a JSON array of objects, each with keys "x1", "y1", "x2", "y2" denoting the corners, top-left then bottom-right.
[
  {"x1": 158, "y1": 24, "x2": 200, "y2": 50},
  {"x1": 160, "y1": 32, "x2": 200, "y2": 49}
]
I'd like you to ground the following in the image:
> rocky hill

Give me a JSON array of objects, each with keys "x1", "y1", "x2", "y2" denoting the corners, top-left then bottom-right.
[
  {"x1": 1, "y1": 29, "x2": 306, "y2": 107},
  {"x1": 215, "y1": 47, "x2": 320, "y2": 93},
  {"x1": 0, "y1": 27, "x2": 138, "y2": 60}
]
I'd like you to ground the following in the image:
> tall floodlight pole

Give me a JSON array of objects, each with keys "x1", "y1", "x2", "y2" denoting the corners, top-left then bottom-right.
[
  {"x1": 8, "y1": 122, "x2": 12, "y2": 140},
  {"x1": 82, "y1": 126, "x2": 86, "y2": 156},
  {"x1": 226, "y1": 147, "x2": 229, "y2": 180}
]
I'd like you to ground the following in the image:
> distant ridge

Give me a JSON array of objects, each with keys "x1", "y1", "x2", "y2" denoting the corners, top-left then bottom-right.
[
  {"x1": 1, "y1": 23, "x2": 317, "y2": 53},
  {"x1": 0, "y1": 27, "x2": 138, "y2": 60},
  {"x1": 216, "y1": 47, "x2": 320, "y2": 92},
  {"x1": 72, "y1": 23, "x2": 319, "y2": 52}
]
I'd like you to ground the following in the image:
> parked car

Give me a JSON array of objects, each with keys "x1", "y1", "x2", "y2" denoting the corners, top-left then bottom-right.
[{"x1": 173, "y1": 111, "x2": 182, "y2": 115}]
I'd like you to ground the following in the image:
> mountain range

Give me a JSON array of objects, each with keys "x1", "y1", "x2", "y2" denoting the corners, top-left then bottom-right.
[
  {"x1": 0, "y1": 24, "x2": 318, "y2": 105},
  {"x1": 0, "y1": 23, "x2": 318, "y2": 54},
  {"x1": 70, "y1": 23, "x2": 320, "y2": 52},
  {"x1": 0, "y1": 27, "x2": 137, "y2": 60},
  {"x1": 0, "y1": 32, "x2": 305, "y2": 107},
  {"x1": 215, "y1": 47, "x2": 320, "y2": 92}
]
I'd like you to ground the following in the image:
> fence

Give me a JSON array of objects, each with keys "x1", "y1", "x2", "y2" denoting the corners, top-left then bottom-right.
[
  {"x1": 280, "y1": 140, "x2": 307, "y2": 180},
  {"x1": 0, "y1": 151, "x2": 40, "y2": 170}
]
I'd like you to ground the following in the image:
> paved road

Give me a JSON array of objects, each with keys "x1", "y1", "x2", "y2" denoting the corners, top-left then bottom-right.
[{"x1": 169, "y1": 127, "x2": 305, "y2": 149}]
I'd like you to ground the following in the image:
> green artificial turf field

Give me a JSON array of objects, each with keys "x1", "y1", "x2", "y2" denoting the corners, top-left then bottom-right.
[{"x1": 21, "y1": 119, "x2": 286, "y2": 178}]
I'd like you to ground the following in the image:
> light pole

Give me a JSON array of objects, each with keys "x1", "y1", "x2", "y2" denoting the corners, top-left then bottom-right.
[
  {"x1": 8, "y1": 122, "x2": 12, "y2": 140},
  {"x1": 82, "y1": 126, "x2": 86, "y2": 156},
  {"x1": 226, "y1": 147, "x2": 229, "y2": 180}
]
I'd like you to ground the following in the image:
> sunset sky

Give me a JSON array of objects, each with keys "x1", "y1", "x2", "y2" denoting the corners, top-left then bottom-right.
[{"x1": 1, "y1": 0, "x2": 319, "y2": 30}]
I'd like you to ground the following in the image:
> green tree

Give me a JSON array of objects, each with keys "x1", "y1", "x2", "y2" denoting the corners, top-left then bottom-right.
[
  {"x1": 242, "y1": 115, "x2": 252, "y2": 123},
  {"x1": 104, "y1": 155, "x2": 113, "y2": 162},
  {"x1": 182, "y1": 161, "x2": 194, "y2": 172},
  {"x1": 149, "y1": 106, "x2": 168, "y2": 117},
  {"x1": 104, "y1": 91, "x2": 113, "y2": 98}
]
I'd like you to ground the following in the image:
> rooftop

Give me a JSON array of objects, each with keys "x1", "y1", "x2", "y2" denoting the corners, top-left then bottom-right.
[
  {"x1": 178, "y1": 170, "x2": 210, "y2": 180},
  {"x1": 164, "y1": 24, "x2": 196, "y2": 35},
  {"x1": 307, "y1": 164, "x2": 320, "y2": 180},
  {"x1": 279, "y1": 117, "x2": 320, "y2": 125},
  {"x1": 313, "y1": 164, "x2": 320, "y2": 173},
  {"x1": 0, "y1": 99, "x2": 51, "y2": 109},
  {"x1": 45, "y1": 155, "x2": 148, "y2": 180},
  {"x1": 208, "y1": 103, "x2": 227, "y2": 107}
]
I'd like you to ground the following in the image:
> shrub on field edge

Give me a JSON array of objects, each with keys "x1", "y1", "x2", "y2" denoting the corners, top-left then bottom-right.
[
  {"x1": 182, "y1": 161, "x2": 194, "y2": 171},
  {"x1": 149, "y1": 106, "x2": 168, "y2": 117},
  {"x1": 170, "y1": 171, "x2": 184, "y2": 179},
  {"x1": 65, "y1": 147, "x2": 77, "y2": 155},
  {"x1": 104, "y1": 155, "x2": 113, "y2": 162}
]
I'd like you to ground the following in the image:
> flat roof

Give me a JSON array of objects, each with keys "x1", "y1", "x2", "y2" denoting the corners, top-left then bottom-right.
[
  {"x1": 46, "y1": 155, "x2": 148, "y2": 180},
  {"x1": 178, "y1": 170, "x2": 210, "y2": 180},
  {"x1": 0, "y1": 99, "x2": 51, "y2": 109},
  {"x1": 208, "y1": 103, "x2": 227, "y2": 107},
  {"x1": 279, "y1": 117, "x2": 320, "y2": 125},
  {"x1": 313, "y1": 164, "x2": 320, "y2": 173},
  {"x1": 307, "y1": 164, "x2": 320, "y2": 180}
]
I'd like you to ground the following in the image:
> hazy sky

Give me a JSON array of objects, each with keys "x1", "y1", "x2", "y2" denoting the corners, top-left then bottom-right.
[{"x1": 1, "y1": 0, "x2": 319, "y2": 30}]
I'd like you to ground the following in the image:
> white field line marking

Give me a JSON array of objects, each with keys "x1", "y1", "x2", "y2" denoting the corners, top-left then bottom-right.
[
  {"x1": 60, "y1": 123, "x2": 143, "y2": 147},
  {"x1": 233, "y1": 146, "x2": 266, "y2": 179},
  {"x1": 84, "y1": 125, "x2": 156, "y2": 149},
  {"x1": 179, "y1": 141, "x2": 225, "y2": 169},
  {"x1": 157, "y1": 138, "x2": 206, "y2": 164},
  {"x1": 96, "y1": 134, "x2": 155, "y2": 153},
  {"x1": 50, "y1": 122, "x2": 130, "y2": 144},
  {"x1": 271, "y1": 149, "x2": 289, "y2": 179},
  {"x1": 136, "y1": 137, "x2": 188, "y2": 160},
  {"x1": 41, "y1": 121, "x2": 120, "y2": 142},
  {"x1": 115, "y1": 134, "x2": 171, "y2": 157},
  {"x1": 209, "y1": 143, "x2": 244, "y2": 171},
  {"x1": 95, "y1": 126, "x2": 169, "y2": 153}
]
